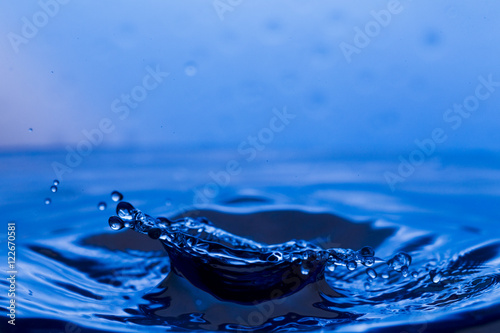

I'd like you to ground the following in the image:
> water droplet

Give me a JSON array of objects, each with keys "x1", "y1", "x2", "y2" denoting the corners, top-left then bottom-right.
[
  {"x1": 98, "y1": 202, "x2": 107, "y2": 211},
  {"x1": 411, "y1": 271, "x2": 419, "y2": 278},
  {"x1": 364, "y1": 282, "x2": 371, "y2": 290},
  {"x1": 430, "y1": 270, "x2": 442, "y2": 283},
  {"x1": 387, "y1": 252, "x2": 412, "y2": 272},
  {"x1": 184, "y1": 62, "x2": 198, "y2": 76},
  {"x1": 381, "y1": 272, "x2": 389, "y2": 279},
  {"x1": 111, "y1": 191, "x2": 123, "y2": 202},
  {"x1": 53, "y1": 179, "x2": 59, "y2": 186},
  {"x1": 347, "y1": 261, "x2": 357, "y2": 271},
  {"x1": 148, "y1": 228, "x2": 162, "y2": 239},
  {"x1": 28, "y1": 128, "x2": 33, "y2": 132},
  {"x1": 301, "y1": 266, "x2": 310, "y2": 275},
  {"x1": 401, "y1": 265, "x2": 409, "y2": 277},
  {"x1": 363, "y1": 256, "x2": 375, "y2": 267},
  {"x1": 44, "y1": 198, "x2": 51, "y2": 205},
  {"x1": 116, "y1": 202, "x2": 136, "y2": 220},
  {"x1": 108, "y1": 216, "x2": 125, "y2": 230},
  {"x1": 359, "y1": 246, "x2": 375, "y2": 257},
  {"x1": 326, "y1": 265, "x2": 336, "y2": 272},
  {"x1": 366, "y1": 268, "x2": 377, "y2": 279},
  {"x1": 50, "y1": 185, "x2": 57, "y2": 193}
]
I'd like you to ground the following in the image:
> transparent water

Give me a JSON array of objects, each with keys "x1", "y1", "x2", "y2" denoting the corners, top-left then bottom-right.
[{"x1": 1, "y1": 149, "x2": 500, "y2": 332}]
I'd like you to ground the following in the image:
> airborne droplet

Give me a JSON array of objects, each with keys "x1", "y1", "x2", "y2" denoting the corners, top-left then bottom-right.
[
  {"x1": 44, "y1": 198, "x2": 51, "y2": 205},
  {"x1": 50, "y1": 185, "x2": 58, "y2": 193},
  {"x1": 108, "y1": 216, "x2": 125, "y2": 230},
  {"x1": 98, "y1": 202, "x2": 107, "y2": 211},
  {"x1": 111, "y1": 191, "x2": 123, "y2": 202},
  {"x1": 116, "y1": 202, "x2": 136, "y2": 220}
]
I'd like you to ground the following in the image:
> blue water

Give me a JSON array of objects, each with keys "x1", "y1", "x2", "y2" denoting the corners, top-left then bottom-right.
[{"x1": 1, "y1": 149, "x2": 500, "y2": 332}]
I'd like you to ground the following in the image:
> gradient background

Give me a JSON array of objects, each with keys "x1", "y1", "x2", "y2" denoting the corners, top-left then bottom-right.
[{"x1": 2, "y1": 0, "x2": 500, "y2": 155}]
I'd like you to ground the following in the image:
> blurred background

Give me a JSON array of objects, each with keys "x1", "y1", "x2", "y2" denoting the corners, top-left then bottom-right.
[{"x1": 2, "y1": 0, "x2": 500, "y2": 154}]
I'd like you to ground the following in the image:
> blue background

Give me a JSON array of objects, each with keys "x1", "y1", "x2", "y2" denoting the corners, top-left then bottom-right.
[{"x1": 2, "y1": 0, "x2": 500, "y2": 154}]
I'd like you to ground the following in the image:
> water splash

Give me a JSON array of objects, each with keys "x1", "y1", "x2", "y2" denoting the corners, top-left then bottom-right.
[{"x1": 108, "y1": 202, "x2": 412, "y2": 303}]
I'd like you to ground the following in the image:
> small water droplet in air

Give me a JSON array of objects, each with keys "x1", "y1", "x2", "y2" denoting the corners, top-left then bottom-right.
[
  {"x1": 50, "y1": 185, "x2": 57, "y2": 193},
  {"x1": 430, "y1": 270, "x2": 442, "y2": 283},
  {"x1": 366, "y1": 268, "x2": 377, "y2": 279},
  {"x1": 364, "y1": 282, "x2": 371, "y2": 290},
  {"x1": 401, "y1": 265, "x2": 409, "y2": 277},
  {"x1": 347, "y1": 261, "x2": 357, "y2": 271},
  {"x1": 98, "y1": 202, "x2": 107, "y2": 210},
  {"x1": 116, "y1": 202, "x2": 136, "y2": 220},
  {"x1": 108, "y1": 216, "x2": 125, "y2": 230},
  {"x1": 382, "y1": 272, "x2": 389, "y2": 279},
  {"x1": 111, "y1": 191, "x2": 123, "y2": 202},
  {"x1": 411, "y1": 271, "x2": 419, "y2": 278},
  {"x1": 44, "y1": 198, "x2": 51, "y2": 205},
  {"x1": 301, "y1": 266, "x2": 310, "y2": 275},
  {"x1": 29, "y1": 128, "x2": 33, "y2": 132},
  {"x1": 359, "y1": 246, "x2": 375, "y2": 257},
  {"x1": 184, "y1": 62, "x2": 198, "y2": 76},
  {"x1": 53, "y1": 179, "x2": 59, "y2": 186}
]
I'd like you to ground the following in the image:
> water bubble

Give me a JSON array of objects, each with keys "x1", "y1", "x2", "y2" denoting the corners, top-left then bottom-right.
[
  {"x1": 359, "y1": 246, "x2": 375, "y2": 257},
  {"x1": 366, "y1": 268, "x2": 377, "y2": 279},
  {"x1": 411, "y1": 271, "x2": 419, "y2": 278},
  {"x1": 116, "y1": 202, "x2": 136, "y2": 220},
  {"x1": 401, "y1": 266, "x2": 409, "y2": 277},
  {"x1": 111, "y1": 191, "x2": 123, "y2": 202},
  {"x1": 50, "y1": 185, "x2": 57, "y2": 193},
  {"x1": 184, "y1": 62, "x2": 198, "y2": 76},
  {"x1": 44, "y1": 198, "x2": 51, "y2": 205},
  {"x1": 108, "y1": 216, "x2": 125, "y2": 230},
  {"x1": 430, "y1": 270, "x2": 442, "y2": 283},
  {"x1": 346, "y1": 261, "x2": 357, "y2": 271},
  {"x1": 53, "y1": 179, "x2": 59, "y2": 186},
  {"x1": 98, "y1": 202, "x2": 107, "y2": 211},
  {"x1": 148, "y1": 228, "x2": 162, "y2": 240},
  {"x1": 387, "y1": 252, "x2": 412, "y2": 272}
]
